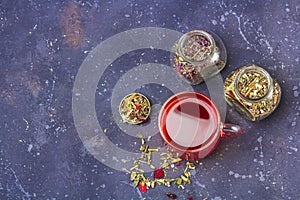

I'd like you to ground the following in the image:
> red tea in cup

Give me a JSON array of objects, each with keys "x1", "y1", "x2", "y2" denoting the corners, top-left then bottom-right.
[{"x1": 158, "y1": 92, "x2": 243, "y2": 160}]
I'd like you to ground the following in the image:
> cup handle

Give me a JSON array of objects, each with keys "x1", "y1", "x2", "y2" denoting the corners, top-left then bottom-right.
[{"x1": 221, "y1": 123, "x2": 243, "y2": 138}]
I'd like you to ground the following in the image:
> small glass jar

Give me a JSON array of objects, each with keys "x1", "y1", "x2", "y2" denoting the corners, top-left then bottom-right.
[
  {"x1": 224, "y1": 65, "x2": 281, "y2": 121},
  {"x1": 119, "y1": 93, "x2": 151, "y2": 124},
  {"x1": 171, "y1": 30, "x2": 227, "y2": 85}
]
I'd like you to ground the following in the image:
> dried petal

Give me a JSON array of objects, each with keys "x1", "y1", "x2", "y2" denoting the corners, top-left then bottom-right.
[
  {"x1": 166, "y1": 192, "x2": 177, "y2": 199},
  {"x1": 154, "y1": 168, "x2": 165, "y2": 179},
  {"x1": 139, "y1": 182, "x2": 147, "y2": 193},
  {"x1": 134, "y1": 103, "x2": 141, "y2": 110}
]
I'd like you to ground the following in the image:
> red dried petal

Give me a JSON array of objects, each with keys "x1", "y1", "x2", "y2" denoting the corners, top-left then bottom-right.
[
  {"x1": 166, "y1": 192, "x2": 177, "y2": 199},
  {"x1": 134, "y1": 103, "x2": 141, "y2": 110},
  {"x1": 139, "y1": 182, "x2": 147, "y2": 193},
  {"x1": 188, "y1": 197, "x2": 194, "y2": 200},
  {"x1": 176, "y1": 162, "x2": 183, "y2": 167},
  {"x1": 154, "y1": 168, "x2": 165, "y2": 179}
]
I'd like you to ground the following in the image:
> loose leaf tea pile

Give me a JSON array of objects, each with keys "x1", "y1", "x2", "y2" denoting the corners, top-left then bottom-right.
[
  {"x1": 119, "y1": 93, "x2": 151, "y2": 124},
  {"x1": 123, "y1": 134, "x2": 198, "y2": 194}
]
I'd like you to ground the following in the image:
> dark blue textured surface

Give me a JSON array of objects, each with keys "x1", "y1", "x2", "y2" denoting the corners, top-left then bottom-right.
[{"x1": 0, "y1": 0, "x2": 299, "y2": 199}]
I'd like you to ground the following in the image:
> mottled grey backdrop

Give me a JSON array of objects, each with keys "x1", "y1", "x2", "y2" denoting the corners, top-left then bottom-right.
[{"x1": 0, "y1": 0, "x2": 299, "y2": 199}]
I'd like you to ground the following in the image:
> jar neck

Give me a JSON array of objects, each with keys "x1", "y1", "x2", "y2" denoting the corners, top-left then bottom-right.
[
  {"x1": 234, "y1": 65, "x2": 273, "y2": 103},
  {"x1": 177, "y1": 30, "x2": 216, "y2": 65}
]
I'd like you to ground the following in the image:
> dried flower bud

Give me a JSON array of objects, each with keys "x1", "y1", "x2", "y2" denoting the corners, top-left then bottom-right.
[
  {"x1": 139, "y1": 182, "x2": 147, "y2": 193},
  {"x1": 154, "y1": 168, "x2": 165, "y2": 179},
  {"x1": 166, "y1": 192, "x2": 177, "y2": 199}
]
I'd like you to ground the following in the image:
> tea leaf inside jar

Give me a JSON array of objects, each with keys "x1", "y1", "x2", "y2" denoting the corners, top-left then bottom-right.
[
  {"x1": 182, "y1": 34, "x2": 212, "y2": 62},
  {"x1": 237, "y1": 71, "x2": 269, "y2": 100},
  {"x1": 119, "y1": 93, "x2": 150, "y2": 124},
  {"x1": 224, "y1": 65, "x2": 281, "y2": 121}
]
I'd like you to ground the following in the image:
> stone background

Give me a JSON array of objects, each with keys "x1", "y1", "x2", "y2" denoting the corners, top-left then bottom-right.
[{"x1": 0, "y1": 0, "x2": 299, "y2": 199}]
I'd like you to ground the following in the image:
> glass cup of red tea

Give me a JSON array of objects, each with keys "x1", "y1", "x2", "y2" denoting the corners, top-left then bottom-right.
[{"x1": 158, "y1": 92, "x2": 243, "y2": 160}]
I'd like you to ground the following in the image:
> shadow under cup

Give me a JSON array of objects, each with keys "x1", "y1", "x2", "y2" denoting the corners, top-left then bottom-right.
[{"x1": 158, "y1": 92, "x2": 242, "y2": 160}]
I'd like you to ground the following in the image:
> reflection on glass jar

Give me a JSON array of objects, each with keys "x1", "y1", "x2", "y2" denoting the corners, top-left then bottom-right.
[
  {"x1": 224, "y1": 65, "x2": 281, "y2": 121},
  {"x1": 171, "y1": 30, "x2": 227, "y2": 85}
]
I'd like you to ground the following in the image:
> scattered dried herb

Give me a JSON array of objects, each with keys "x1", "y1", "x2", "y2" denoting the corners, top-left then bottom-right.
[
  {"x1": 166, "y1": 192, "x2": 177, "y2": 199},
  {"x1": 119, "y1": 93, "x2": 151, "y2": 124},
  {"x1": 124, "y1": 133, "x2": 197, "y2": 194},
  {"x1": 185, "y1": 162, "x2": 196, "y2": 170}
]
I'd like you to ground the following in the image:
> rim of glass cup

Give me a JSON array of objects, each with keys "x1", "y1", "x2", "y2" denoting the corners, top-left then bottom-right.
[{"x1": 158, "y1": 92, "x2": 221, "y2": 153}]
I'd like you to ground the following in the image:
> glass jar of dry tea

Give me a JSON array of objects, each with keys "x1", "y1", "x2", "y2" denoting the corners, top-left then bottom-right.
[
  {"x1": 171, "y1": 30, "x2": 227, "y2": 85},
  {"x1": 224, "y1": 65, "x2": 281, "y2": 121},
  {"x1": 119, "y1": 93, "x2": 151, "y2": 124}
]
